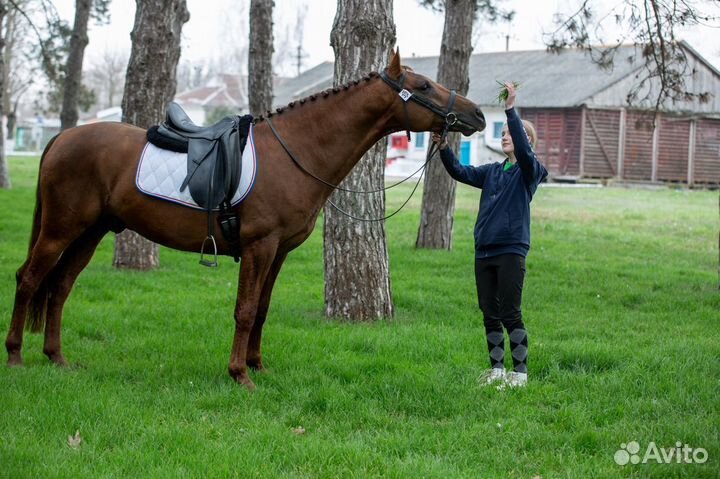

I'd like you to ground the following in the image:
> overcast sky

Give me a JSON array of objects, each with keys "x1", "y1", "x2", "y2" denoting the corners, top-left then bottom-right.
[{"x1": 57, "y1": 0, "x2": 720, "y2": 74}]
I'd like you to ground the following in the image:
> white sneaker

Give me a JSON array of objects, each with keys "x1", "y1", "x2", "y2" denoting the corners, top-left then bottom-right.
[
  {"x1": 478, "y1": 368, "x2": 505, "y2": 386},
  {"x1": 503, "y1": 371, "x2": 528, "y2": 388}
]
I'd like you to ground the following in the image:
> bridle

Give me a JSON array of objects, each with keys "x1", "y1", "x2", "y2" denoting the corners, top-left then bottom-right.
[
  {"x1": 266, "y1": 69, "x2": 463, "y2": 222},
  {"x1": 378, "y1": 68, "x2": 458, "y2": 143}
]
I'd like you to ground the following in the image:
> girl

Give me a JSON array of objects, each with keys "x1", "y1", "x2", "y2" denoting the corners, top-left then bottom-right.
[{"x1": 432, "y1": 83, "x2": 547, "y2": 388}]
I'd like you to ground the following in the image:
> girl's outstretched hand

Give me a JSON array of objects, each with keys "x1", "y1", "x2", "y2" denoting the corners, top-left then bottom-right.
[
  {"x1": 504, "y1": 81, "x2": 517, "y2": 110},
  {"x1": 431, "y1": 132, "x2": 448, "y2": 150}
]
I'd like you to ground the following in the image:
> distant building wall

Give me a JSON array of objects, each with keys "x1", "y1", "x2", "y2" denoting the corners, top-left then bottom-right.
[
  {"x1": 14, "y1": 124, "x2": 60, "y2": 152},
  {"x1": 520, "y1": 106, "x2": 719, "y2": 185},
  {"x1": 520, "y1": 108, "x2": 582, "y2": 177}
]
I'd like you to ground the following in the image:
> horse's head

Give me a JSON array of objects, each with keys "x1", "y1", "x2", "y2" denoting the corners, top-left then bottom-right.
[{"x1": 381, "y1": 49, "x2": 486, "y2": 136}]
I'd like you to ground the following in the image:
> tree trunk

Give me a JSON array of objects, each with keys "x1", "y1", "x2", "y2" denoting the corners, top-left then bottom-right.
[
  {"x1": 0, "y1": 0, "x2": 8, "y2": 189},
  {"x1": 323, "y1": 0, "x2": 396, "y2": 320},
  {"x1": 416, "y1": 0, "x2": 475, "y2": 250},
  {"x1": 6, "y1": 111, "x2": 14, "y2": 139},
  {"x1": 2, "y1": 3, "x2": 14, "y2": 124},
  {"x1": 60, "y1": 0, "x2": 91, "y2": 131},
  {"x1": 113, "y1": 0, "x2": 189, "y2": 270},
  {"x1": 248, "y1": 0, "x2": 274, "y2": 117},
  {"x1": 113, "y1": 231, "x2": 160, "y2": 270}
]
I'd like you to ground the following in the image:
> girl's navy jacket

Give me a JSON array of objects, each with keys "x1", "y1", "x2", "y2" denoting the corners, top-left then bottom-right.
[{"x1": 440, "y1": 107, "x2": 548, "y2": 259}]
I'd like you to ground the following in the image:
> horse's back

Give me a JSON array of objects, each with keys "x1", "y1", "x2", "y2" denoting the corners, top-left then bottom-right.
[
  {"x1": 41, "y1": 122, "x2": 145, "y2": 189},
  {"x1": 36, "y1": 123, "x2": 144, "y2": 215},
  {"x1": 46, "y1": 122, "x2": 145, "y2": 167}
]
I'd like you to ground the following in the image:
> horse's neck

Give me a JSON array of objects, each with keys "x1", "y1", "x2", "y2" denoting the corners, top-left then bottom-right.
[{"x1": 265, "y1": 79, "x2": 395, "y2": 188}]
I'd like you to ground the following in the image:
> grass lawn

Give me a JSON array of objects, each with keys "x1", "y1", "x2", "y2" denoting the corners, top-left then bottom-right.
[{"x1": 1, "y1": 155, "x2": 718, "y2": 478}]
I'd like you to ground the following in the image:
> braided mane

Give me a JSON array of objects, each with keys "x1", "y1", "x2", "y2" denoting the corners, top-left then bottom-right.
[{"x1": 254, "y1": 72, "x2": 381, "y2": 123}]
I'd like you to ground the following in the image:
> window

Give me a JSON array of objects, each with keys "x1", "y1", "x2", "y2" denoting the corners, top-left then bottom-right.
[
  {"x1": 415, "y1": 132, "x2": 426, "y2": 149},
  {"x1": 493, "y1": 121, "x2": 504, "y2": 139}
]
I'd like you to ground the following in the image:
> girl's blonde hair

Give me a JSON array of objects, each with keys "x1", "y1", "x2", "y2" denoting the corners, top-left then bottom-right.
[{"x1": 521, "y1": 120, "x2": 537, "y2": 148}]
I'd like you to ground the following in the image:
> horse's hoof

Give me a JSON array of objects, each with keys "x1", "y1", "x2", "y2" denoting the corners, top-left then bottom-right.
[
  {"x1": 48, "y1": 354, "x2": 69, "y2": 367},
  {"x1": 229, "y1": 366, "x2": 257, "y2": 390},
  {"x1": 7, "y1": 358, "x2": 23, "y2": 367},
  {"x1": 247, "y1": 358, "x2": 265, "y2": 372},
  {"x1": 235, "y1": 375, "x2": 256, "y2": 391},
  {"x1": 7, "y1": 351, "x2": 23, "y2": 367}
]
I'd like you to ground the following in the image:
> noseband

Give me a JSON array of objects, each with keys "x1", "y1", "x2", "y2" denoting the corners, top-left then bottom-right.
[{"x1": 379, "y1": 69, "x2": 458, "y2": 141}]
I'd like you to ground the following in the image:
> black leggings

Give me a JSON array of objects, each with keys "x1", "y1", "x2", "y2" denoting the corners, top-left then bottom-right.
[{"x1": 475, "y1": 254, "x2": 526, "y2": 332}]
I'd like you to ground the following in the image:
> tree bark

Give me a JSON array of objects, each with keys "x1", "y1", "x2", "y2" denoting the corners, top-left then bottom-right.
[
  {"x1": 248, "y1": 0, "x2": 274, "y2": 117},
  {"x1": 2, "y1": 2, "x2": 14, "y2": 130},
  {"x1": 323, "y1": 0, "x2": 396, "y2": 320},
  {"x1": 0, "y1": 0, "x2": 8, "y2": 189},
  {"x1": 113, "y1": 0, "x2": 189, "y2": 270},
  {"x1": 6, "y1": 111, "x2": 14, "y2": 140},
  {"x1": 60, "y1": 0, "x2": 91, "y2": 131},
  {"x1": 416, "y1": 0, "x2": 475, "y2": 249},
  {"x1": 3, "y1": 3, "x2": 30, "y2": 142}
]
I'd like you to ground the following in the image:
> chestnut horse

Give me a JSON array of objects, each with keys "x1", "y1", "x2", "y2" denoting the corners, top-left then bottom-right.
[{"x1": 5, "y1": 51, "x2": 485, "y2": 389}]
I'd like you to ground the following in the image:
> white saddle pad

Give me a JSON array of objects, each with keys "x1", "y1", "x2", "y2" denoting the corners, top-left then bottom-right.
[{"x1": 136, "y1": 125, "x2": 257, "y2": 210}]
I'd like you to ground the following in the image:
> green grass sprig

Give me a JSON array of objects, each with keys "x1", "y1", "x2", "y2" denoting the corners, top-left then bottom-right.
[{"x1": 496, "y1": 80, "x2": 521, "y2": 104}]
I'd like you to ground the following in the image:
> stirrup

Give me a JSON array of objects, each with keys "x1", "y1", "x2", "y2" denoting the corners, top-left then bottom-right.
[{"x1": 199, "y1": 235, "x2": 218, "y2": 267}]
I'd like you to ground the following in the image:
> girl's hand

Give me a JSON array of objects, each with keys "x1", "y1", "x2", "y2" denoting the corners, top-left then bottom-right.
[
  {"x1": 432, "y1": 132, "x2": 448, "y2": 150},
  {"x1": 504, "y1": 82, "x2": 517, "y2": 110}
]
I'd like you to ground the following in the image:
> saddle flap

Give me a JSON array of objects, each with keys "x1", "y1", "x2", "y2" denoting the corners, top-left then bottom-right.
[
  {"x1": 178, "y1": 138, "x2": 213, "y2": 192},
  {"x1": 185, "y1": 141, "x2": 226, "y2": 209}
]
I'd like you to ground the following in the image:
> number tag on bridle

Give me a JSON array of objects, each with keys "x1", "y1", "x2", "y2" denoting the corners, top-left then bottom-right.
[{"x1": 399, "y1": 89, "x2": 412, "y2": 102}]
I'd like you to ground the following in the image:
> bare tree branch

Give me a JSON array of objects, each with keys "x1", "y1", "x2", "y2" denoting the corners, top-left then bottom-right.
[
  {"x1": 7, "y1": 0, "x2": 68, "y2": 86},
  {"x1": 545, "y1": 0, "x2": 719, "y2": 111}
]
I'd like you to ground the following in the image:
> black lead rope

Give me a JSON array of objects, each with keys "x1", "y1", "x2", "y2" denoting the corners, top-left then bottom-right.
[
  {"x1": 267, "y1": 117, "x2": 451, "y2": 223},
  {"x1": 267, "y1": 117, "x2": 425, "y2": 195},
  {"x1": 326, "y1": 140, "x2": 435, "y2": 223}
]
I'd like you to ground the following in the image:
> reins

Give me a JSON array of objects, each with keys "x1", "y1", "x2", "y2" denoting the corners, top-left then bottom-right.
[{"x1": 265, "y1": 69, "x2": 459, "y2": 222}]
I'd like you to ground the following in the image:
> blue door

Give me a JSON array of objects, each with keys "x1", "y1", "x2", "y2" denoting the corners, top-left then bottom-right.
[{"x1": 460, "y1": 141, "x2": 471, "y2": 165}]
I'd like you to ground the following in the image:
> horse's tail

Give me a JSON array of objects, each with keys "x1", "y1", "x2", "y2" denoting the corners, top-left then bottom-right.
[{"x1": 26, "y1": 134, "x2": 59, "y2": 333}]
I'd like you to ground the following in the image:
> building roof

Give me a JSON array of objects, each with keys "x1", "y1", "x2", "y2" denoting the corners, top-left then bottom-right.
[
  {"x1": 273, "y1": 42, "x2": 720, "y2": 113},
  {"x1": 176, "y1": 74, "x2": 292, "y2": 114},
  {"x1": 176, "y1": 74, "x2": 247, "y2": 110}
]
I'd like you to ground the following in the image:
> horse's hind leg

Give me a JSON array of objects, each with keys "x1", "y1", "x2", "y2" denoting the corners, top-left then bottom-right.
[
  {"x1": 6, "y1": 234, "x2": 73, "y2": 366},
  {"x1": 247, "y1": 252, "x2": 288, "y2": 371},
  {"x1": 42, "y1": 223, "x2": 109, "y2": 366}
]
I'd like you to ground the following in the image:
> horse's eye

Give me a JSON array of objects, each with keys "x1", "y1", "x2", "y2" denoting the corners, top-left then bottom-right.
[{"x1": 421, "y1": 82, "x2": 431, "y2": 91}]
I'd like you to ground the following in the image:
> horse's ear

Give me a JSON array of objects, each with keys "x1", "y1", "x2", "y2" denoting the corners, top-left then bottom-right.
[{"x1": 387, "y1": 47, "x2": 402, "y2": 79}]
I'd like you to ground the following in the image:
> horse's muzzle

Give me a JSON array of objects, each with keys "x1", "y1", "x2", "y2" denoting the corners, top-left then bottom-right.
[
  {"x1": 451, "y1": 107, "x2": 486, "y2": 136},
  {"x1": 474, "y1": 108, "x2": 486, "y2": 131}
]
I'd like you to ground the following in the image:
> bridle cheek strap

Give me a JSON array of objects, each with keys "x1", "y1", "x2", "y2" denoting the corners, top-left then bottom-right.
[{"x1": 398, "y1": 73, "x2": 412, "y2": 141}]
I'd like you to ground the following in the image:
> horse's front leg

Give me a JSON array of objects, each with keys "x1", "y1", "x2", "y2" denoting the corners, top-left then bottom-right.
[
  {"x1": 247, "y1": 252, "x2": 288, "y2": 371},
  {"x1": 228, "y1": 240, "x2": 278, "y2": 389}
]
